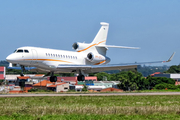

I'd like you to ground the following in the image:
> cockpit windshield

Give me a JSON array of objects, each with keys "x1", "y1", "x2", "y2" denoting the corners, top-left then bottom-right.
[
  {"x1": 24, "y1": 50, "x2": 29, "y2": 53},
  {"x1": 17, "y1": 49, "x2": 23, "y2": 53},
  {"x1": 14, "y1": 49, "x2": 29, "y2": 53}
]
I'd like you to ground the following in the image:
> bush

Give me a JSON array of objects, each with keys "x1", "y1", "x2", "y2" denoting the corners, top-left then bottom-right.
[
  {"x1": 154, "y1": 84, "x2": 166, "y2": 89},
  {"x1": 176, "y1": 85, "x2": 180, "y2": 89},
  {"x1": 167, "y1": 84, "x2": 177, "y2": 90},
  {"x1": 154, "y1": 83, "x2": 177, "y2": 90},
  {"x1": 28, "y1": 88, "x2": 51, "y2": 92},
  {"x1": 82, "y1": 84, "x2": 88, "y2": 91}
]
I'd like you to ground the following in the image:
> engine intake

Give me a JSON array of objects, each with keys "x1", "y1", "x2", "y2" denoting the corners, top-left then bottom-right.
[
  {"x1": 72, "y1": 42, "x2": 79, "y2": 50},
  {"x1": 87, "y1": 53, "x2": 106, "y2": 62},
  {"x1": 72, "y1": 42, "x2": 93, "y2": 52}
]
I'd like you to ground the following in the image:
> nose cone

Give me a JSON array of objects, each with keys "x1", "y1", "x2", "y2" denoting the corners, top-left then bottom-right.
[{"x1": 6, "y1": 54, "x2": 14, "y2": 62}]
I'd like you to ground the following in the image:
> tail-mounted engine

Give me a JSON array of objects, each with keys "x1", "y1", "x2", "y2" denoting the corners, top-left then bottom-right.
[
  {"x1": 86, "y1": 52, "x2": 110, "y2": 64},
  {"x1": 72, "y1": 42, "x2": 91, "y2": 52}
]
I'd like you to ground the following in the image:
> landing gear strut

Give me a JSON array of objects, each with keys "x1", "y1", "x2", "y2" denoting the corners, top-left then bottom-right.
[
  {"x1": 50, "y1": 72, "x2": 57, "y2": 82},
  {"x1": 20, "y1": 65, "x2": 25, "y2": 76}
]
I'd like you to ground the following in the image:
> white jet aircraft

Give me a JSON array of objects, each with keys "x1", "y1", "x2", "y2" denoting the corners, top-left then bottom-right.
[{"x1": 6, "y1": 22, "x2": 175, "y2": 82}]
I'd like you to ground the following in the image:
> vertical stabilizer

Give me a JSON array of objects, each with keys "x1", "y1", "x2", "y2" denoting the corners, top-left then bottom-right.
[{"x1": 91, "y1": 22, "x2": 109, "y2": 45}]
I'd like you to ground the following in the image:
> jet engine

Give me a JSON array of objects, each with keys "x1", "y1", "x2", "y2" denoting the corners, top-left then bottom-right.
[
  {"x1": 86, "y1": 52, "x2": 110, "y2": 64},
  {"x1": 72, "y1": 42, "x2": 92, "y2": 52}
]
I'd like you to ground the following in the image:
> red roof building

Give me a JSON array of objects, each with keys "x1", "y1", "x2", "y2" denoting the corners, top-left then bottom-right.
[
  {"x1": 150, "y1": 72, "x2": 162, "y2": 76},
  {"x1": 17, "y1": 76, "x2": 30, "y2": 80},
  {"x1": 33, "y1": 80, "x2": 52, "y2": 87},
  {"x1": 0, "y1": 66, "x2": 5, "y2": 80},
  {"x1": 48, "y1": 82, "x2": 67, "y2": 87}
]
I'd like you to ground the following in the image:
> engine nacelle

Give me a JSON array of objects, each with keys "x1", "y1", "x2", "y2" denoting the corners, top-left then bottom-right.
[
  {"x1": 86, "y1": 52, "x2": 110, "y2": 64},
  {"x1": 72, "y1": 42, "x2": 91, "y2": 52}
]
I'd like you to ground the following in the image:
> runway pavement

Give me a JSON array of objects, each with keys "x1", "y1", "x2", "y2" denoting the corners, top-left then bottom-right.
[{"x1": 1, "y1": 92, "x2": 180, "y2": 97}]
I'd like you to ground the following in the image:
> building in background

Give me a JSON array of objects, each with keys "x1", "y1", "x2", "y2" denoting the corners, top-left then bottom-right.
[
  {"x1": 0, "y1": 66, "x2": 5, "y2": 80},
  {"x1": 48, "y1": 76, "x2": 97, "y2": 85},
  {"x1": 47, "y1": 82, "x2": 69, "y2": 92}
]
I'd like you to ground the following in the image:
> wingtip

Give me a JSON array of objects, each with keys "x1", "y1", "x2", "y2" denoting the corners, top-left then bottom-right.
[{"x1": 166, "y1": 52, "x2": 175, "y2": 62}]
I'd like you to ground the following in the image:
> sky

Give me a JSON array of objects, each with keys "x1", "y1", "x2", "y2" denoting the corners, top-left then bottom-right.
[{"x1": 0, "y1": 0, "x2": 180, "y2": 66}]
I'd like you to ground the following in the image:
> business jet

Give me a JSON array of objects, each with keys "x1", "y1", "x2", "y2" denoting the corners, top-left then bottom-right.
[{"x1": 6, "y1": 22, "x2": 175, "y2": 82}]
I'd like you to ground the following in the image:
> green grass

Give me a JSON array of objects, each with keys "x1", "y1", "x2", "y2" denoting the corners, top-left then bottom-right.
[
  {"x1": 1, "y1": 95, "x2": 180, "y2": 119},
  {"x1": 1, "y1": 114, "x2": 180, "y2": 120}
]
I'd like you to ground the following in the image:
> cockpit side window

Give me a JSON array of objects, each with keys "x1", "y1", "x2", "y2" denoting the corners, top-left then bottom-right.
[
  {"x1": 24, "y1": 50, "x2": 29, "y2": 53},
  {"x1": 17, "y1": 49, "x2": 23, "y2": 53},
  {"x1": 14, "y1": 50, "x2": 17, "y2": 53}
]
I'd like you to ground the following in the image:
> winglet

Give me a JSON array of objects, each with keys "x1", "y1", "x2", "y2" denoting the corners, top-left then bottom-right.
[{"x1": 166, "y1": 52, "x2": 175, "y2": 62}]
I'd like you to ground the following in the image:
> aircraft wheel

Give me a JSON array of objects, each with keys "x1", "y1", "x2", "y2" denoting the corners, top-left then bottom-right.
[
  {"x1": 77, "y1": 75, "x2": 85, "y2": 81},
  {"x1": 50, "y1": 76, "x2": 57, "y2": 82}
]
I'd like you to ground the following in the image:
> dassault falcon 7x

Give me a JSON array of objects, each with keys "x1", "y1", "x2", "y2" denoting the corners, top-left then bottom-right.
[{"x1": 6, "y1": 22, "x2": 175, "y2": 82}]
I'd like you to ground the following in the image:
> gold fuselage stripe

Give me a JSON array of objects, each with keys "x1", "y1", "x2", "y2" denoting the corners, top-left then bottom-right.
[
  {"x1": 24, "y1": 59, "x2": 73, "y2": 63},
  {"x1": 24, "y1": 59, "x2": 105, "y2": 65},
  {"x1": 77, "y1": 40, "x2": 106, "y2": 52},
  {"x1": 94, "y1": 60, "x2": 106, "y2": 65}
]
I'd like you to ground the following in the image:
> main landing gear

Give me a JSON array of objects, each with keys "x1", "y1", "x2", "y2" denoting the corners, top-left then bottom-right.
[
  {"x1": 49, "y1": 72, "x2": 57, "y2": 82},
  {"x1": 49, "y1": 70, "x2": 85, "y2": 82},
  {"x1": 77, "y1": 70, "x2": 85, "y2": 81}
]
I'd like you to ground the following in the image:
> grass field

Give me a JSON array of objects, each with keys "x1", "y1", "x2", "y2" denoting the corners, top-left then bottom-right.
[{"x1": 1, "y1": 95, "x2": 180, "y2": 119}]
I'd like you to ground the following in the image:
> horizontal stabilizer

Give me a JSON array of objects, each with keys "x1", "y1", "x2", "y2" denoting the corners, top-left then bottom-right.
[{"x1": 96, "y1": 45, "x2": 140, "y2": 49}]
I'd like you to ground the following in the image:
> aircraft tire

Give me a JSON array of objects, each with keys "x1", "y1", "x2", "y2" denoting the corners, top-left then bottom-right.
[
  {"x1": 50, "y1": 76, "x2": 57, "y2": 82},
  {"x1": 77, "y1": 75, "x2": 85, "y2": 81}
]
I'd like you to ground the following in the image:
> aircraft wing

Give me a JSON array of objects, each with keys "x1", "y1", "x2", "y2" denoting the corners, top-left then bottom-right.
[{"x1": 57, "y1": 52, "x2": 175, "y2": 73}]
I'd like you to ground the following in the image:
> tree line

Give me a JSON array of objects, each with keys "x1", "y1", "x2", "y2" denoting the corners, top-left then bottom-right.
[{"x1": 94, "y1": 71, "x2": 176, "y2": 91}]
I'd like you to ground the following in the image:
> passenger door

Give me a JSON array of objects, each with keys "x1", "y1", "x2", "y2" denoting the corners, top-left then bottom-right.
[{"x1": 31, "y1": 49, "x2": 38, "y2": 65}]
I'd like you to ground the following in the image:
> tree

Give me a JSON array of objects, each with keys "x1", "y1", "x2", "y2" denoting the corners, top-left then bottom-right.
[
  {"x1": 95, "y1": 72, "x2": 110, "y2": 81},
  {"x1": 0, "y1": 80, "x2": 4, "y2": 85},
  {"x1": 165, "y1": 65, "x2": 180, "y2": 73},
  {"x1": 117, "y1": 71, "x2": 139, "y2": 91},
  {"x1": 82, "y1": 84, "x2": 88, "y2": 91},
  {"x1": 146, "y1": 76, "x2": 175, "y2": 89}
]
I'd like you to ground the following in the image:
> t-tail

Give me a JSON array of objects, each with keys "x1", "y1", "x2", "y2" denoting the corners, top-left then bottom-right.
[
  {"x1": 72, "y1": 22, "x2": 139, "y2": 65},
  {"x1": 91, "y1": 22, "x2": 109, "y2": 46}
]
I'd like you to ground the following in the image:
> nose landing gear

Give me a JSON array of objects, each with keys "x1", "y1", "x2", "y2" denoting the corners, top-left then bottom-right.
[{"x1": 20, "y1": 65, "x2": 25, "y2": 76}]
